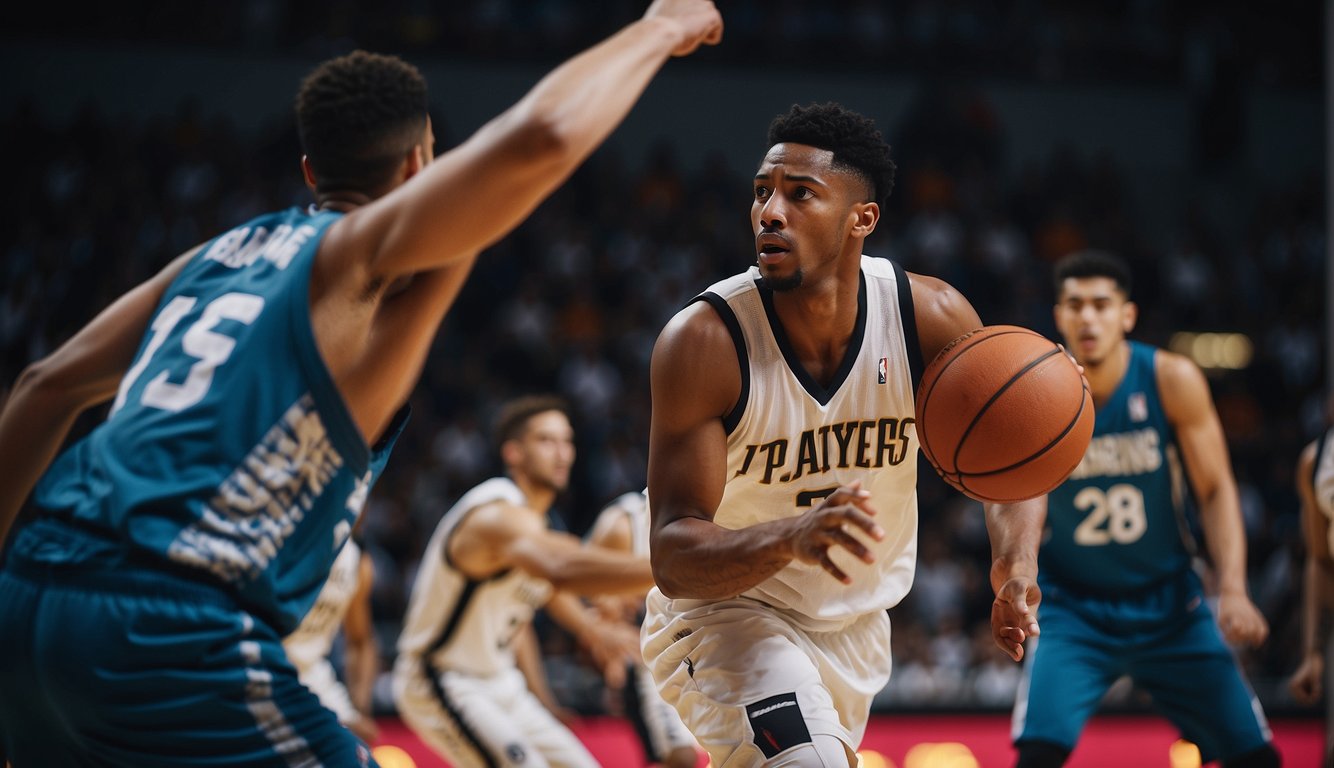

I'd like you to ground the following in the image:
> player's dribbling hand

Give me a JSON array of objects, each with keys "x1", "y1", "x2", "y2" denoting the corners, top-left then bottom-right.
[
  {"x1": 991, "y1": 576, "x2": 1041, "y2": 662},
  {"x1": 644, "y1": 0, "x2": 724, "y2": 57},
  {"x1": 789, "y1": 481, "x2": 884, "y2": 584}
]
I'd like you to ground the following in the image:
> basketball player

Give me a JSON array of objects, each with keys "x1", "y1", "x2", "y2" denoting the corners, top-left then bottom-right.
[
  {"x1": 283, "y1": 536, "x2": 380, "y2": 743},
  {"x1": 0, "y1": 3, "x2": 723, "y2": 764},
  {"x1": 642, "y1": 102, "x2": 1046, "y2": 768},
  {"x1": 1009, "y1": 251, "x2": 1278, "y2": 767},
  {"x1": 393, "y1": 395, "x2": 656, "y2": 768},
  {"x1": 588, "y1": 490, "x2": 701, "y2": 768},
  {"x1": 1287, "y1": 410, "x2": 1334, "y2": 766}
]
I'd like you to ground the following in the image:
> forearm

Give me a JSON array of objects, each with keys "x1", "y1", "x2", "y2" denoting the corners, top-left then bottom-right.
[
  {"x1": 0, "y1": 369, "x2": 88, "y2": 545},
  {"x1": 1303, "y1": 556, "x2": 1334, "y2": 656},
  {"x1": 342, "y1": 639, "x2": 379, "y2": 716},
  {"x1": 983, "y1": 498, "x2": 1045, "y2": 593},
  {"x1": 1198, "y1": 489, "x2": 1250, "y2": 596},
  {"x1": 518, "y1": 541, "x2": 655, "y2": 596},
  {"x1": 652, "y1": 516, "x2": 794, "y2": 599}
]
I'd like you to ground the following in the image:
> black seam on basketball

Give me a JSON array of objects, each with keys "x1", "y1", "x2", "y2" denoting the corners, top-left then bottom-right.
[
  {"x1": 919, "y1": 328, "x2": 1039, "y2": 454},
  {"x1": 957, "y1": 375, "x2": 1091, "y2": 502},
  {"x1": 950, "y1": 345, "x2": 1064, "y2": 472}
]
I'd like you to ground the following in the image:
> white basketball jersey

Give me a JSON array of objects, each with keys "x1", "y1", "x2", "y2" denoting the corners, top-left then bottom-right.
[
  {"x1": 700, "y1": 256, "x2": 922, "y2": 628},
  {"x1": 1314, "y1": 428, "x2": 1334, "y2": 554},
  {"x1": 284, "y1": 538, "x2": 362, "y2": 670},
  {"x1": 604, "y1": 490, "x2": 650, "y2": 557},
  {"x1": 396, "y1": 477, "x2": 554, "y2": 677}
]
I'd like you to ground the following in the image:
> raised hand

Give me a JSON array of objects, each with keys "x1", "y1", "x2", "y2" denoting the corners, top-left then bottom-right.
[{"x1": 644, "y1": 0, "x2": 723, "y2": 57}]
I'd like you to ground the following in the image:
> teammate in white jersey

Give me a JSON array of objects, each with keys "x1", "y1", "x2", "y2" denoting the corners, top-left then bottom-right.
[
  {"x1": 1289, "y1": 415, "x2": 1334, "y2": 766},
  {"x1": 283, "y1": 538, "x2": 379, "y2": 743},
  {"x1": 642, "y1": 102, "x2": 1046, "y2": 767},
  {"x1": 393, "y1": 396, "x2": 658, "y2": 768},
  {"x1": 588, "y1": 490, "x2": 701, "y2": 768}
]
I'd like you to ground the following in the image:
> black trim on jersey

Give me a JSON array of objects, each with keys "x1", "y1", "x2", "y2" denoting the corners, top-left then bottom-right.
[
  {"x1": 692, "y1": 292, "x2": 750, "y2": 435},
  {"x1": 892, "y1": 260, "x2": 925, "y2": 391},
  {"x1": 425, "y1": 578, "x2": 482, "y2": 661},
  {"x1": 425, "y1": 661, "x2": 501, "y2": 768},
  {"x1": 758, "y1": 271, "x2": 867, "y2": 406}
]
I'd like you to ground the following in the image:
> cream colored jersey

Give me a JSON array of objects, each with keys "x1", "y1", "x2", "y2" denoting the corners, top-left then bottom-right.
[
  {"x1": 282, "y1": 538, "x2": 364, "y2": 724},
  {"x1": 1315, "y1": 429, "x2": 1334, "y2": 554},
  {"x1": 395, "y1": 477, "x2": 553, "y2": 677},
  {"x1": 693, "y1": 256, "x2": 922, "y2": 629},
  {"x1": 284, "y1": 539, "x2": 362, "y2": 669},
  {"x1": 604, "y1": 489, "x2": 650, "y2": 556}
]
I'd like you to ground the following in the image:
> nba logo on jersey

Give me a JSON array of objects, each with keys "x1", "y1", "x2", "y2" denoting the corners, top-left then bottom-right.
[
  {"x1": 878, "y1": 357, "x2": 888, "y2": 384},
  {"x1": 1128, "y1": 392, "x2": 1148, "y2": 422}
]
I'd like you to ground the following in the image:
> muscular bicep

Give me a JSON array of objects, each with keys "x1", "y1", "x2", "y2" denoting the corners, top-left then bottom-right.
[
  {"x1": 907, "y1": 272, "x2": 983, "y2": 364},
  {"x1": 1157, "y1": 353, "x2": 1234, "y2": 501},
  {"x1": 646, "y1": 303, "x2": 739, "y2": 540}
]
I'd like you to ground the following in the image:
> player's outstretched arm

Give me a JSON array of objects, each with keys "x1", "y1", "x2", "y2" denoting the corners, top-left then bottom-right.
[
  {"x1": 1158, "y1": 350, "x2": 1268, "y2": 647},
  {"x1": 327, "y1": 0, "x2": 722, "y2": 283},
  {"x1": 1290, "y1": 440, "x2": 1332, "y2": 704},
  {"x1": 984, "y1": 498, "x2": 1045, "y2": 661},
  {"x1": 0, "y1": 247, "x2": 198, "y2": 546},
  {"x1": 449, "y1": 500, "x2": 656, "y2": 596}
]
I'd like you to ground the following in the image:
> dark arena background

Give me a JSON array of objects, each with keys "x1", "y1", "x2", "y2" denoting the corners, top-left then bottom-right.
[{"x1": 1, "y1": 2, "x2": 1326, "y2": 765}]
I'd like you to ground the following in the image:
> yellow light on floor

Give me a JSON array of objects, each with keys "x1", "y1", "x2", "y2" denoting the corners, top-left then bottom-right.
[
  {"x1": 1169, "y1": 739, "x2": 1202, "y2": 768},
  {"x1": 370, "y1": 745, "x2": 417, "y2": 768},
  {"x1": 904, "y1": 742, "x2": 980, "y2": 768},
  {"x1": 858, "y1": 749, "x2": 896, "y2": 768}
]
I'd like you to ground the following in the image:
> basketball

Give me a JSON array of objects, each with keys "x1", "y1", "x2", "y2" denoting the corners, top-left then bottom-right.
[{"x1": 915, "y1": 325, "x2": 1094, "y2": 503}]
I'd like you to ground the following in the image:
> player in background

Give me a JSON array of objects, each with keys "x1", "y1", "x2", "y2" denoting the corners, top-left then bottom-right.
[
  {"x1": 0, "y1": 3, "x2": 723, "y2": 764},
  {"x1": 392, "y1": 395, "x2": 655, "y2": 768},
  {"x1": 1009, "y1": 250, "x2": 1278, "y2": 767},
  {"x1": 587, "y1": 489, "x2": 701, "y2": 768},
  {"x1": 283, "y1": 535, "x2": 380, "y2": 744},
  {"x1": 1287, "y1": 403, "x2": 1334, "y2": 767},
  {"x1": 642, "y1": 101, "x2": 1045, "y2": 768}
]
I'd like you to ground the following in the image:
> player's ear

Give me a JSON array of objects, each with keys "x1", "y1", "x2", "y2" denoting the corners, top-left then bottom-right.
[
  {"x1": 300, "y1": 156, "x2": 318, "y2": 191},
  {"x1": 401, "y1": 145, "x2": 426, "y2": 182},
  {"x1": 1122, "y1": 300, "x2": 1138, "y2": 334},
  {"x1": 850, "y1": 201, "x2": 879, "y2": 239}
]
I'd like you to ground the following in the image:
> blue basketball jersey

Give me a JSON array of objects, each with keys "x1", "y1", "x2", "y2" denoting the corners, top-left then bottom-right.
[
  {"x1": 32, "y1": 206, "x2": 405, "y2": 634},
  {"x1": 1041, "y1": 341, "x2": 1194, "y2": 594}
]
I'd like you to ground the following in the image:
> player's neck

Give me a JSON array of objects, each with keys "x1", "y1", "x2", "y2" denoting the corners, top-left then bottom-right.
[
  {"x1": 511, "y1": 474, "x2": 556, "y2": 515},
  {"x1": 1084, "y1": 341, "x2": 1131, "y2": 405},
  {"x1": 315, "y1": 190, "x2": 375, "y2": 213}
]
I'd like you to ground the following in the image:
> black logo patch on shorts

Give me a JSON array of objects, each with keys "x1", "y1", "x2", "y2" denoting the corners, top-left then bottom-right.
[{"x1": 745, "y1": 692, "x2": 812, "y2": 758}]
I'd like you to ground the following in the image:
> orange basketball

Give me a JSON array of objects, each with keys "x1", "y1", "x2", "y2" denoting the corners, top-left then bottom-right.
[{"x1": 915, "y1": 325, "x2": 1094, "y2": 503}]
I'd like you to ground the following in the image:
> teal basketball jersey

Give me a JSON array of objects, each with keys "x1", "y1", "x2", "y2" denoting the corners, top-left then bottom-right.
[
  {"x1": 33, "y1": 206, "x2": 405, "y2": 633},
  {"x1": 1041, "y1": 341, "x2": 1195, "y2": 594}
]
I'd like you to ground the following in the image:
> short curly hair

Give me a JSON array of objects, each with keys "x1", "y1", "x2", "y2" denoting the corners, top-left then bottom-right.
[
  {"x1": 296, "y1": 50, "x2": 429, "y2": 194},
  {"x1": 767, "y1": 102, "x2": 896, "y2": 208}
]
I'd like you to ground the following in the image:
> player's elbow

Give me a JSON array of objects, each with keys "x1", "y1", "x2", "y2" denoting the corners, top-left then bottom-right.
[
  {"x1": 492, "y1": 106, "x2": 572, "y2": 172},
  {"x1": 10, "y1": 356, "x2": 102, "y2": 413}
]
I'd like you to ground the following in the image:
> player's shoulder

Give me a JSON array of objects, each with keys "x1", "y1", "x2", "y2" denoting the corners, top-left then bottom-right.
[{"x1": 1148, "y1": 344, "x2": 1205, "y2": 389}]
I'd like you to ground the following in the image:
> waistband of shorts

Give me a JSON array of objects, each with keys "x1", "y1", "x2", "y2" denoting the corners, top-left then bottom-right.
[{"x1": 6, "y1": 517, "x2": 238, "y2": 609}]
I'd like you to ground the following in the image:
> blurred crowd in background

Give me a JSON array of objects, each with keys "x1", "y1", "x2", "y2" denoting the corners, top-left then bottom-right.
[{"x1": 2, "y1": 0, "x2": 1325, "y2": 722}]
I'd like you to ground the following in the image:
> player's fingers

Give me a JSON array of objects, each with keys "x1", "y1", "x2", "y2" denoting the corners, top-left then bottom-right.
[
  {"x1": 820, "y1": 550, "x2": 849, "y2": 584},
  {"x1": 834, "y1": 507, "x2": 885, "y2": 541},
  {"x1": 829, "y1": 526, "x2": 875, "y2": 563}
]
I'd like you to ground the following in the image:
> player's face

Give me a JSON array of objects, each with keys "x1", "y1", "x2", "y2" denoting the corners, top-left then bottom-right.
[
  {"x1": 514, "y1": 410, "x2": 575, "y2": 492},
  {"x1": 1054, "y1": 276, "x2": 1136, "y2": 366},
  {"x1": 751, "y1": 143, "x2": 873, "y2": 292}
]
